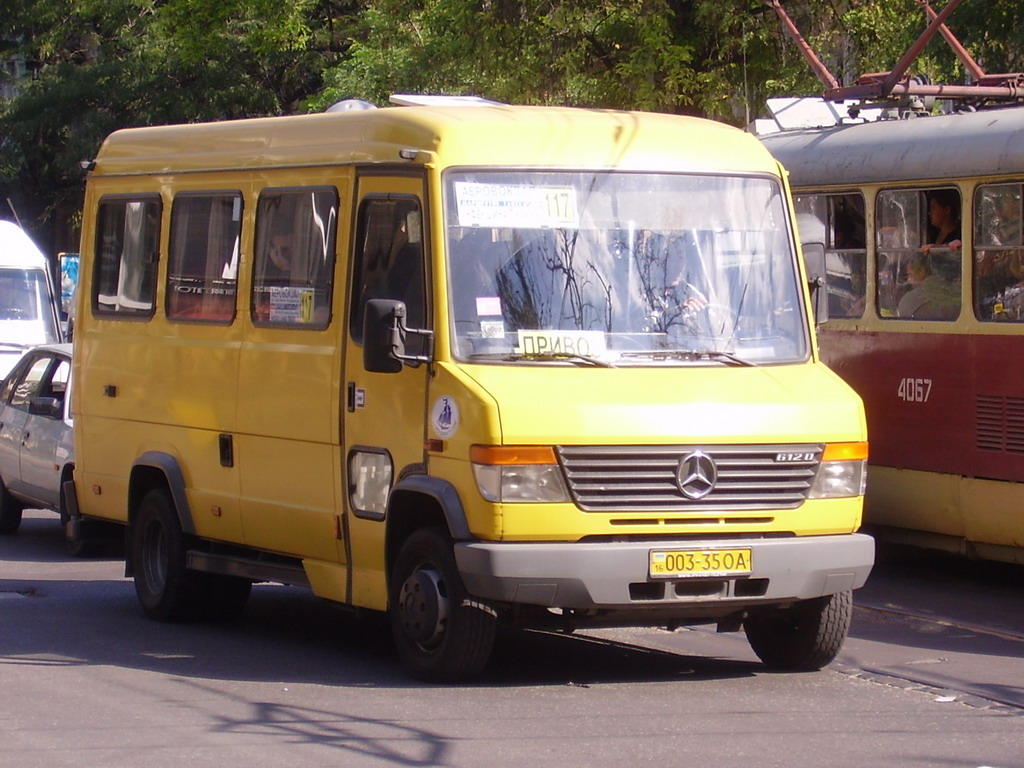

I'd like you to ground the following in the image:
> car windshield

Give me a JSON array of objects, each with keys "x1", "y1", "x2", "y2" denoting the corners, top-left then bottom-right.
[
  {"x1": 443, "y1": 171, "x2": 808, "y2": 366},
  {"x1": 0, "y1": 267, "x2": 61, "y2": 344}
]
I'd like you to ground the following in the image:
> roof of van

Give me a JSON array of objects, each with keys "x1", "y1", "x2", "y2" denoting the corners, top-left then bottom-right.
[
  {"x1": 90, "y1": 105, "x2": 779, "y2": 177},
  {"x1": 0, "y1": 220, "x2": 48, "y2": 268},
  {"x1": 760, "y1": 105, "x2": 1024, "y2": 188}
]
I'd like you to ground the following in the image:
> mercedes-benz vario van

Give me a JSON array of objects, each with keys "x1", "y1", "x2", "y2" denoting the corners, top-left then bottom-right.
[{"x1": 70, "y1": 100, "x2": 873, "y2": 681}]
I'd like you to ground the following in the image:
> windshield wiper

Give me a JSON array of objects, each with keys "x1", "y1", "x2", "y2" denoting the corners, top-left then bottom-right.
[
  {"x1": 467, "y1": 351, "x2": 616, "y2": 368},
  {"x1": 0, "y1": 342, "x2": 29, "y2": 351},
  {"x1": 618, "y1": 349, "x2": 754, "y2": 367}
]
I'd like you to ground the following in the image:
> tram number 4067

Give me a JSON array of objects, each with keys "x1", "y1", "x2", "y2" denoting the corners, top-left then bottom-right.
[{"x1": 897, "y1": 377, "x2": 932, "y2": 403}]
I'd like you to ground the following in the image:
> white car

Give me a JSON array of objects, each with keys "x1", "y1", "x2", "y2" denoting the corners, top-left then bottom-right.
[{"x1": 0, "y1": 344, "x2": 92, "y2": 553}]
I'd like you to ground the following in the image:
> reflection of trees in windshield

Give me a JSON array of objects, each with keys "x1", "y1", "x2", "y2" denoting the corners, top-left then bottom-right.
[
  {"x1": 496, "y1": 227, "x2": 734, "y2": 343},
  {"x1": 497, "y1": 230, "x2": 614, "y2": 332},
  {"x1": 446, "y1": 171, "x2": 808, "y2": 363}
]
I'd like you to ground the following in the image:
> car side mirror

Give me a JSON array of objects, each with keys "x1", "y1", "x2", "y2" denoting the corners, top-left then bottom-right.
[
  {"x1": 801, "y1": 242, "x2": 829, "y2": 325},
  {"x1": 29, "y1": 396, "x2": 62, "y2": 419}
]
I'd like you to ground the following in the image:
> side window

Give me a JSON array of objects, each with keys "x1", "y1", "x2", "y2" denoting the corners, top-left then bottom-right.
[
  {"x1": 93, "y1": 196, "x2": 161, "y2": 317},
  {"x1": 876, "y1": 187, "x2": 962, "y2": 321},
  {"x1": 794, "y1": 193, "x2": 866, "y2": 318},
  {"x1": 974, "y1": 183, "x2": 1024, "y2": 321},
  {"x1": 9, "y1": 356, "x2": 53, "y2": 410},
  {"x1": 251, "y1": 187, "x2": 338, "y2": 329},
  {"x1": 50, "y1": 358, "x2": 69, "y2": 403},
  {"x1": 350, "y1": 197, "x2": 426, "y2": 348},
  {"x1": 167, "y1": 193, "x2": 242, "y2": 323}
]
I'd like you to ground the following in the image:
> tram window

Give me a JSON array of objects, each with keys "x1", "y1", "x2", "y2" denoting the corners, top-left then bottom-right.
[
  {"x1": 794, "y1": 193, "x2": 866, "y2": 318},
  {"x1": 251, "y1": 187, "x2": 338, "y2": 329},
  {"x1": 876, "y1": 187, "x2": 961, "y2": 321},
  {"x1": 166, "y1": 192, "x2": 241, "y2": 324},
  {"x1": 974, "y1": 183, "x2": 1024, "y2": 322}
]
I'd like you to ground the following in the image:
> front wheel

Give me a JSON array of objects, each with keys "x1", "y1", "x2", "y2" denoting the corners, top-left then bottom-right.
[
  {"x1": 744, "y1": 590, "x2": 852, "y2": 671},
  {"x1": 131, "y1": 489, "x2": 206, "y2": 622},
  {"x1": 389, "y1": 528, "x2": 497, "y2": 682}
]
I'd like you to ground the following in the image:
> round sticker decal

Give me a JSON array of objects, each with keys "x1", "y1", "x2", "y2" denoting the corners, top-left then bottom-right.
[{"x1": 431, "y1": 395, "x2": 460, "y2": 439}]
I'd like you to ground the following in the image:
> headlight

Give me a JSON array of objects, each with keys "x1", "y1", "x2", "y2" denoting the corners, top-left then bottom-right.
[
  {"x1": 808, "y1": 442, "x2": 868, "y2": 499},
  {"x1": 470, "y1": 445, "x2": 571, "y2": 503}
]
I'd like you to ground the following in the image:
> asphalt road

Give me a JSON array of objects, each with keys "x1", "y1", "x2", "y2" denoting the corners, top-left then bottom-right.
[{"x1": 2, "y1": 511, "x2": 1022, "y2": 768}]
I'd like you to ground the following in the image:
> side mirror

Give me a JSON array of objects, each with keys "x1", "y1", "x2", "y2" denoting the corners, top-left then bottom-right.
[
  {"x1": 29, "y1": 396, "x2": 63, "y2": 419},
  {"x1": 363, "y1": 299, "x2": 406, "y2": 374},
  {"x1": 362, "y1": 299, "x2": 434, "y2": 374},
  {"x1": 801, "y1": 242, "x2": 829, "y2": 325}
]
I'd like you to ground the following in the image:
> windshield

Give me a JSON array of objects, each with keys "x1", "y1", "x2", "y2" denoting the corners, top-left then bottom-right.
[
  {"x1": 0, "y1": 267, "x2": 61, "y2": 345},
  {"x1": 443, "y1": 171, "x2": 808, "y2": 366}
]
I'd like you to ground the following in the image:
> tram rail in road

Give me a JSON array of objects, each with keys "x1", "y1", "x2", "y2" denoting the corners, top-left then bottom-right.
[
  {"x1": 2, "y1": 510, "x2": 1023, "y2": 768},
  {"x1": 590, "y1": 547, "x2": 1024, "y2": 713}
]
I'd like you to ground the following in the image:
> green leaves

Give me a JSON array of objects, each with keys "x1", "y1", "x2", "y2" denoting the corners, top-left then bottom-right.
[{"x1": 3, "y1": 0, "x2": 1022, "y2": 245}]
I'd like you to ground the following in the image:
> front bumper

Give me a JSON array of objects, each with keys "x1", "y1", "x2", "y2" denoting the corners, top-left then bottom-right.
[{"x1": 455, "y1": 533, "x2": 874, "y2": 613}]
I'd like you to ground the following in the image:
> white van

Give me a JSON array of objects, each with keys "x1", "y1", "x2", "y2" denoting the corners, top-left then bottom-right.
[{"x1": 0, "y1": 221, "x2": 63, "y2": 377}]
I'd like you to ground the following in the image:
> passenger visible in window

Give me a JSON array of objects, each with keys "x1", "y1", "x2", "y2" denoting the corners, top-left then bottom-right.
[
  {"x1": 990, "y1": 253, "x2": 1024, "y2": 320},
  {"x1": 977, "y1": 191, "x2": 1024, "y2": 320},
  {"x1": 833, "y1": 210, "x2": 865, "y2": 251},
  {"x1": 664, "y1": 233, "x2": 709, "y2": 314},
  {"x1": 897, "y1": 253, "x2": 959, "y2": 320},
  {"x1": 922, "y1": 190, "x2": 962, "y2": 253},
  {"x1": 828, "y1": 255, "x2": 866, "y2": 318},
  {"x1": 992, "y1": 191, "x2": 1022, "y2": 246},
  {"x1": 266, "y1": 233, "x2": 294, "y2": 282}
]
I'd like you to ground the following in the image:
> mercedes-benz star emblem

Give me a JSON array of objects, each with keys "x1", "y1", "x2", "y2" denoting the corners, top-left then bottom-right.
[{"x1": 676, "y1": 451, "x2": 717, "y2": 500}]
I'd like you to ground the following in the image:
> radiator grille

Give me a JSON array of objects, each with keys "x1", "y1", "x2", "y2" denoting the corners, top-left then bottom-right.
[
  {"x1": 556, "y1": 444, "x2": 823, "y2": 512},
  {"x1": 976, "y1": 395, "x2": 1024, "y2": 454}
]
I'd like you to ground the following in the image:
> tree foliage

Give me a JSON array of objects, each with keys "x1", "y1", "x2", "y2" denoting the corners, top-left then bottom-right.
[
  {"x1": 1, "y1": 0, "x2": 1021, "y2": 249},
  {"x1": 0, "y1": 0, "x2": 352, "y2": 248}
]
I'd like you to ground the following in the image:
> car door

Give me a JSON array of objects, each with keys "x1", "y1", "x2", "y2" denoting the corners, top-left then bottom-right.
[
  {"x1": 342, "y1": 174, "x2": 431, "y2": 607},
  {"x1": 0, "y1": 354, "x2": 53, "y2": 499},
  {"x1": 18, "y1": 352, "x2": 70, "y2": 508}
]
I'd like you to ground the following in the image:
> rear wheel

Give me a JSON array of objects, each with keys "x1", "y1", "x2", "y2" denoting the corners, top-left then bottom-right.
[
  {"x1": 0, "y1": 479, "x2": 23, "y2": 535},
  {"x1": 744, "y1": 590, "x2": 852, "y2": 671},
  {"x1": 389, "y1": 528, "x2": 497, "y2": 682},
  {"x1": 131, "y1": 489, "x2": 206, "y2": 622}
]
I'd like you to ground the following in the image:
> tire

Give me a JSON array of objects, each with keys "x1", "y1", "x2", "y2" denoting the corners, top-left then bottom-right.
[
  {"x1": 744, "y1": 590, "x2": 852, "y2": 671},
  {"x1": 389, "y1": 528, "x2": 497, "y2": 682},
  {"x1": 62, "y1": 481, "x2": 105, "y2": 557},
  {"x1": 0, "y1": 479, "x2": 23, "y2": 535},
  {"x1": 65, "y1": 520, "x2": 106, "y2": 557},
  {"x1": 130, "y1": 488, "x2": 206, "y2": 622}
]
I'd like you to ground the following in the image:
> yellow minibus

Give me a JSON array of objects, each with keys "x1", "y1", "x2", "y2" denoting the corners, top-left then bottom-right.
[{"x1": 70, "y1": 99, "x2": 873, "y2": 680}]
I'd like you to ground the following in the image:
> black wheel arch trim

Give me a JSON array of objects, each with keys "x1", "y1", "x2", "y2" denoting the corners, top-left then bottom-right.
[
  {"x1": 390, "y1": 474, "x2": 471, "y2": 541},
  {"x1": 131, "y1": 451, "x2": 195, "y2": 536}
]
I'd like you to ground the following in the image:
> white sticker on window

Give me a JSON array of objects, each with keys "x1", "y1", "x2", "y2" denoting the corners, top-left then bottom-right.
[
  {"x1": 455, "y1": 182, "x2": 579, "y2": 228},
  {"x1": 516, "y1": 330, "x2": 607, "y2": 357},
  {"x1": 269, "y1": 287, "x2": 315, "y2": 323},
  {"x1": 476, "y1": 296, "x2": 502, "y2": 316}
]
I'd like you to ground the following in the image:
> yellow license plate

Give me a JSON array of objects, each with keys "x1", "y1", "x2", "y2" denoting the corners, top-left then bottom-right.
[{"x1": 649, "y1": 548, "x2": 752, "y2": 579}]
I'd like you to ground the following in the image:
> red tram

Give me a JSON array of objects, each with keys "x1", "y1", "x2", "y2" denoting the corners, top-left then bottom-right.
[{"x1": 762, "y1": 106, "x2": 1024, "y2": 564}]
